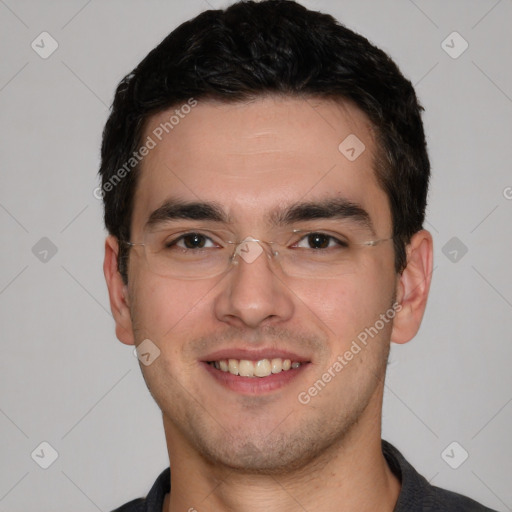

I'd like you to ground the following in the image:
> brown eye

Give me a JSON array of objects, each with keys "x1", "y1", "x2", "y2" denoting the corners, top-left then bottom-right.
[
  {"x1": 308, "y1": 233, "x2": 330, "y2": 249},
  {"x1": 295, "y1": 232, "x2": 348, "y2": 250},
  {"x1": 164, "y1": 233, "x2": 215, "y2": 250},
  {"x1": 181, "y1": 233, "x2": 207, "y2": 249}
]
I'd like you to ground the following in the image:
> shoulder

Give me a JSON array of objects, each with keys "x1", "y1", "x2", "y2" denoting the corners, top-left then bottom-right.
[
  {"x1": 111, "y1": 498, "x2": 145, "y2": 512},
  {"x1": 424, "y1": 485, "x2": 498, "y2": 511},
  {"x1": 110, "y1": 467, "x2": 170, "y2": 512},
  {"x1": 382, "y1": 440, "x2": 498, "y2": 512}
]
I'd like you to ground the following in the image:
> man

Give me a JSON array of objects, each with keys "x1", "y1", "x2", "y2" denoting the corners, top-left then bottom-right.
[{"x1": 100, "y1": 1, "x2": 497, "y2": 510}]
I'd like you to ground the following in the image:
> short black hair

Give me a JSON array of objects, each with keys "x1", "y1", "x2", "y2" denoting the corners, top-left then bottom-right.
[{"x1": 99, "y1": 0, "x2": 430, "y2": 284}]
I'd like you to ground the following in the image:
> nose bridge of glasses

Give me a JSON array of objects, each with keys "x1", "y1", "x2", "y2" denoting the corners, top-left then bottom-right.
[{"x1": 232, "y1": 236, "x2": 269, "y2": 265}]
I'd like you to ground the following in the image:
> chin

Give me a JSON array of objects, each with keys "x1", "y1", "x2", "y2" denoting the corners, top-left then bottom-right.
[
  {"x1": 200, "y1": 441, "x2": 313, "y2": 475},
  {"x1": 191, "y1": 418, "x2": 348, "y2": 476}
]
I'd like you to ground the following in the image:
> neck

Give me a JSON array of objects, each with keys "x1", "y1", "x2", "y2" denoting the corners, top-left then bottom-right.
[{"x1": 162, "y1": 395, "x2": 400, "y2": 512}]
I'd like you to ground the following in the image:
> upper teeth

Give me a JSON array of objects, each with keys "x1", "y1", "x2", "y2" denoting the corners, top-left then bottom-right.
[{"x1": 210, "y1": 358, "x2": 302, "y2": 378}]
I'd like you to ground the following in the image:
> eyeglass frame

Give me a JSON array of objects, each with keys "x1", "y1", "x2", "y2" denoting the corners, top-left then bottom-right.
[{"x1": 120, "y1": 227, "x2": 394, "y2": 280}]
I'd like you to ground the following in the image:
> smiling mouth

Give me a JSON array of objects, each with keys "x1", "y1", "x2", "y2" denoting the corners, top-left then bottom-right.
[{"x1": 207, "y1": 358, "x2": 305, "y2": 378}]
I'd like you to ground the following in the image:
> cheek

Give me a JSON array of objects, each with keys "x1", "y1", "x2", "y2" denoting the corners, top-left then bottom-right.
[
  {"x1": 128, "y1": 270, "x2": 212, "y2": 344},
  {"x1": 296, "y1": 262, "x2": 396, "y2": 343}
]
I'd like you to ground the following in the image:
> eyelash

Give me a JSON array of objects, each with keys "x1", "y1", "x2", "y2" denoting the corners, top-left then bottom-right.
[
  {"x1": 293, "y1": 232, "x2": 349, "y2": 250},
  {"x1": 164, "y1": 232, "x2": 349, "y2": 250},
  {"x1": 168, "y1": 233, "x2": 217, "y2": 250}
]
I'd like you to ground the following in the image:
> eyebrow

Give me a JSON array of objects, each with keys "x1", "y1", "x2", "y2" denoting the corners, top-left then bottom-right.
[
  {"x1": 145, "y1": 200, "x2": 230, "y2": 230},
  {"x1": 145, "y1": 197, "x2": 375, "y2": 235},
  {"x1": 270, "y1": 198, "x2": 375, "y2": 234}
]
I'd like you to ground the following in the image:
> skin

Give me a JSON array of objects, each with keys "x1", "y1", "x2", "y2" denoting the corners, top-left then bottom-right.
[{"x1": 104, "y1": 96, "x2": 433, "y2": 512}]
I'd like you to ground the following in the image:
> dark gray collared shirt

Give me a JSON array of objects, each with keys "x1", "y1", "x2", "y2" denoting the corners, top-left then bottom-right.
[{"x1": 112, "y1": 440, "x2": 497, "y2": 511}]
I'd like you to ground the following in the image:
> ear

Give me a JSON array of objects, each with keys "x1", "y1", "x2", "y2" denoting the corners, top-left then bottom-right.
[
  {"x1": 391, "y1": 230, "x2": 433, "y2": 344},
  {"x1": 103, "y1": 235, "x2": 135, "y2": 345}
]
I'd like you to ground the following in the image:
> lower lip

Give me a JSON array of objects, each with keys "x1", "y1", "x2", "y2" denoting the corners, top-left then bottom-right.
[{"x1": 201, "y1": 362, "x2": 309, "y2": 394}]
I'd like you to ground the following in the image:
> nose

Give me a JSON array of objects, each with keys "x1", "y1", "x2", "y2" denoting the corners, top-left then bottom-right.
[{"x1": 213, "y1": 238, "x2": 295, "y2": 329}]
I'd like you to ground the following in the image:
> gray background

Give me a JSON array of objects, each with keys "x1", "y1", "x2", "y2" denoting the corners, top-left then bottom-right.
[{"x1": 1, "y1": 0, "x2": 511, "y2": 510}]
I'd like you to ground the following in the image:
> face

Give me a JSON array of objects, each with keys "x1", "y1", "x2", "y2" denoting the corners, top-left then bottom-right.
[{"x1": 118, "y1": 97, "x2": 402, "y2": 473}]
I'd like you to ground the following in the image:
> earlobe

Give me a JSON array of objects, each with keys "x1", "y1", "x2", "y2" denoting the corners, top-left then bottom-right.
[
  {"x1": 103, "y1": 235, "x2": 135, "y2": 345},
  {"x1": 391, "y1": 230, "x2": 433, "y2": 345}
]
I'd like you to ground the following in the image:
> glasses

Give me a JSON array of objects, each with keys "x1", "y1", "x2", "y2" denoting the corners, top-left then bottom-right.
[{"x1": 123, "y1": 226, "x2": 392, "y2": 280}]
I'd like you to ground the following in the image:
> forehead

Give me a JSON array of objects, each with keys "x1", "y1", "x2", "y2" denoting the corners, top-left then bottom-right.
[{"x1": 131, "y1": 96, "x2": 390, "y2": 235}]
